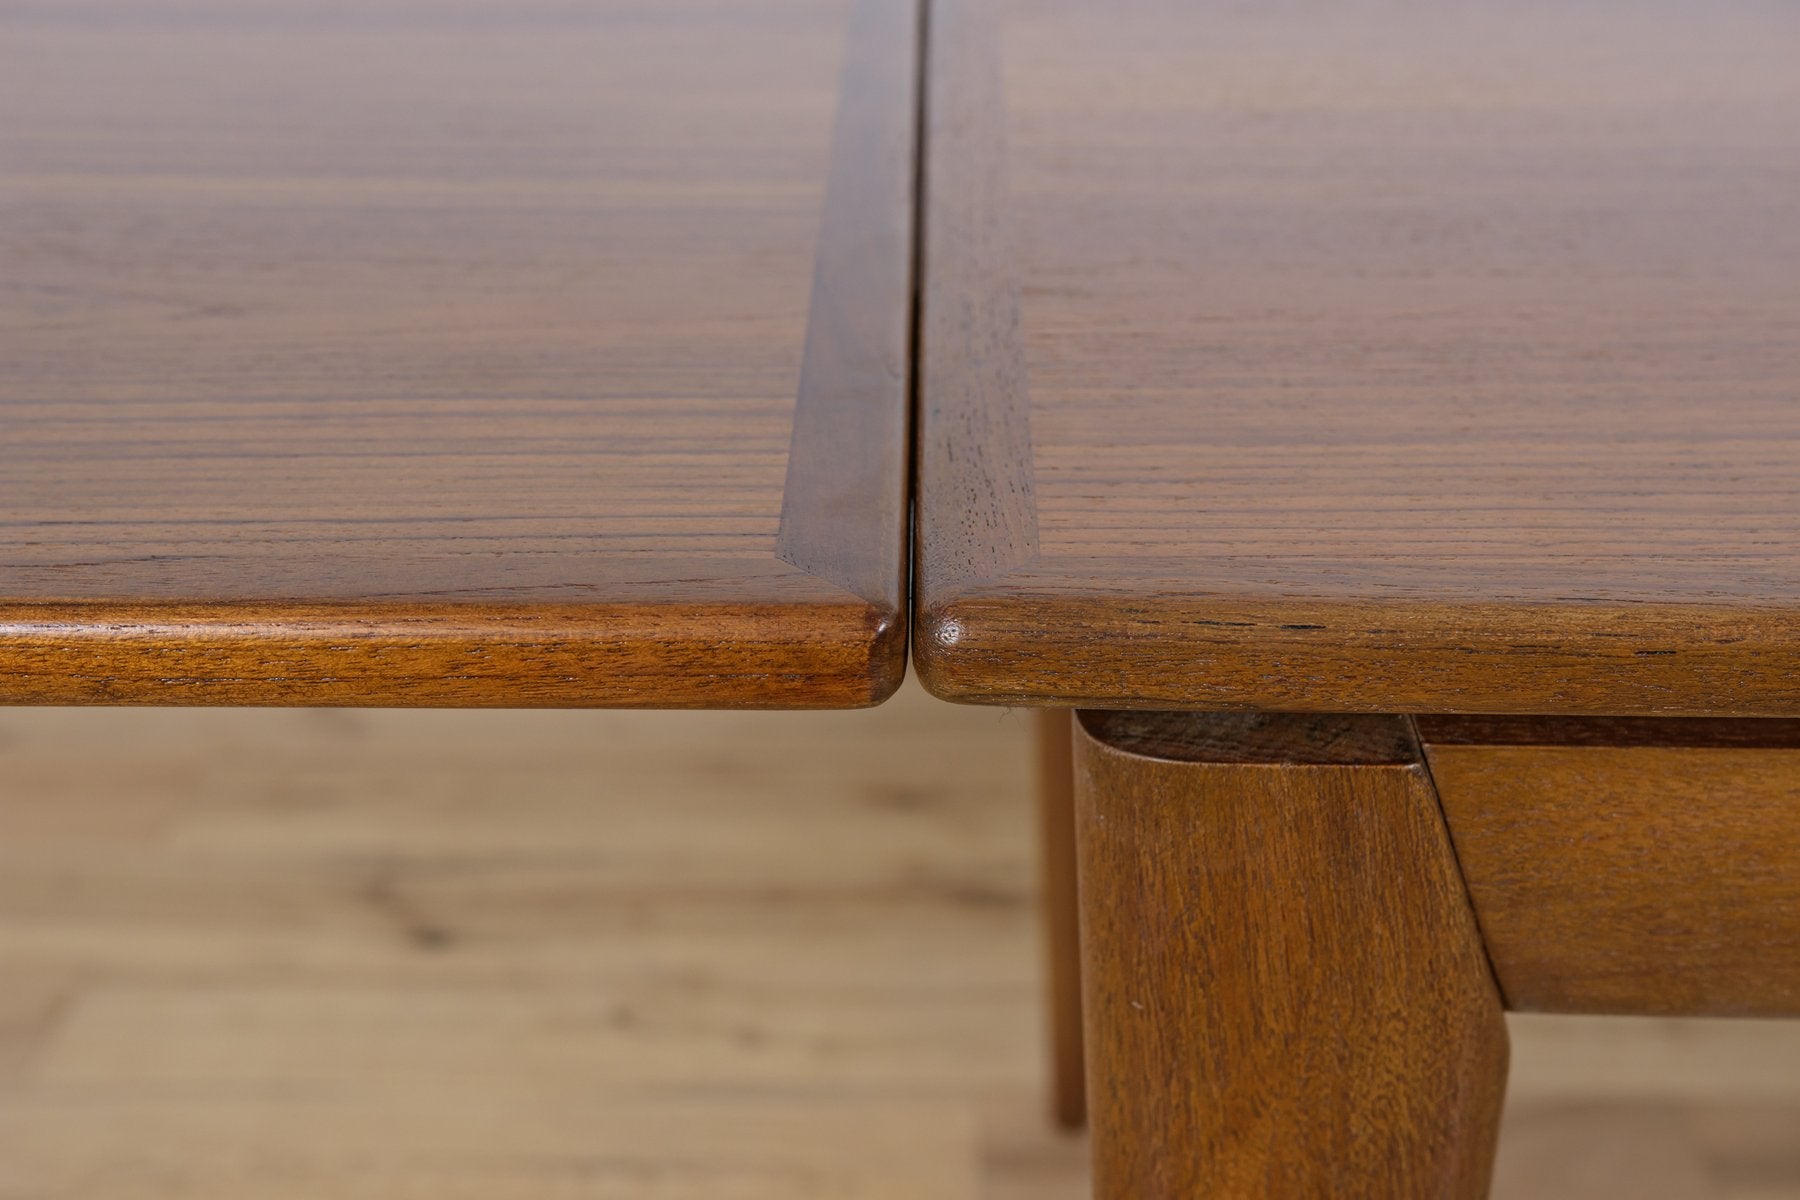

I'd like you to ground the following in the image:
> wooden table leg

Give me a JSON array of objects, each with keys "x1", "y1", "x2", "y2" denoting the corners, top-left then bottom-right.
[
  {"x1": 1037, "y1": 707, "x2": 1086, "y2": 1128},
  {"x1": 1073, "y1": 711, "x2": 1509, "y2": 1199}
]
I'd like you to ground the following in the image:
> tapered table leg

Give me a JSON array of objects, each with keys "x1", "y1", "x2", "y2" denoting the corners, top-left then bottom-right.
[
  {"x1": 1073, "y1": 711, "x2": 1509, "y2": 1199},
  {"x1": 1037, "y1": 707, "x2": 1086, "y2": 1127}
]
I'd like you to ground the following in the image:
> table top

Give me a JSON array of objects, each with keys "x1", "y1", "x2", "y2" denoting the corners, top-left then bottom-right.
[
  {"x1": 916, "y1": 0, "x2": 1800, "y2": 717},
  {"x1": 1, "y1": 0, "x2": 915, "y2": 707}
]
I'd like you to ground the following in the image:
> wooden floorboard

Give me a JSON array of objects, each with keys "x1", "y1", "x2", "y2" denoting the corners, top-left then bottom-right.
[{"x1": 2, "y1": 689, "x2": 1797, "y2": 1196}]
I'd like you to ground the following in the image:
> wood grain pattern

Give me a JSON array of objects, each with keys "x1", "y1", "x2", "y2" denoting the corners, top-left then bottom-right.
[
  {"x1": 916, "y1": 0, "x2": 1800, "y2": 715},
  {"x1": 5, "y1": 698, "x2": 1800, "y2": 1196},
  {"x1": 1419, "y1": 716, "x2": 1800, "y2": 1017},
  {"x1": 0, "y1": 601, "x2": 901, "y2": 708},
  {"x1": 913, "y1": 0, "x2": 1038, "y2": 590},
  {"x1": 0, "y1": 690, "x2": 1068, "y2": 1199},
  {"x1": 774, "y1": 0, "x2": 916, "y2": 610},
  {"x1": 0, "y1": 0, "x2": 916, "y2": 707},
  {"x1": 1074, "y1": 710, "x2": 1509, "y2": 1198}
]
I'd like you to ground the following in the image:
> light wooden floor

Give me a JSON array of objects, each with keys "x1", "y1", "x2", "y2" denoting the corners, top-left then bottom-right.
[{"x1": 2, "y1": 684, "x2": 1797, "y2": 1198}]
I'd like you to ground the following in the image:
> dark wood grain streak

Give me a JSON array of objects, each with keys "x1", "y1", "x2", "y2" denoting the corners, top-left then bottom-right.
[
  {"x1": 1419, "y1": 718, "x2": 1800, "y2": 1016},
  {"x1": 915, "y1": 0, "x2": 1800, "y2": 717},
  {"x1": 1418, "y1": 715, "x2": 1800, "y2": 749},
  {"x1": 913, "y1": 0, "x2": 1038, "y2": 596},
  {"x1": 1079, "y1": 708, "x2": 1417, "y2": 765},
  {"x1": 774, "y1": 0, "x2": 916, "y2": 610},
  {"x1": 1075, "y1": 709, "x2": 1508, "y2": 1197},
  {"x1": 0, "y1": 0, "x2": 914, "y2": 708}
]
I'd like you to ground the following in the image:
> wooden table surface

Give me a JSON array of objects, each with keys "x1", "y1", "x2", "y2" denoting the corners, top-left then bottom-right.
[
  {"x1": 916, "y1": 0, "x2": 1800, "y2": 716},
  {"x1": 0, "y1": 0, "x2": 915, "y2": 708}
]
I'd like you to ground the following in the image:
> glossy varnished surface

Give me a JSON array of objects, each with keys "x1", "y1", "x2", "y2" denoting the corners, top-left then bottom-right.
[
  {"x1": 917, "y1": 0, "x2": 1800, "y2": 714},
  {"x1": 0, "y1": 0, "x2": 915, "y2": 706}
]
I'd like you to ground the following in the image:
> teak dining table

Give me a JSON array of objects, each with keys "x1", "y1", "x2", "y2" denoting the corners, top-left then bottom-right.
[
  {"x1": 915, "y1": 0, "x2": 1800, "y2": 1197},
  {"x1": 9, "y1": 0, "x2": 1800, "y2": 1197}
]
